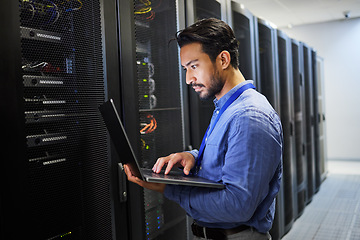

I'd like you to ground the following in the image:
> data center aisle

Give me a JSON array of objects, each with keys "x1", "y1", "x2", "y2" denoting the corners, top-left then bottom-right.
[{"x1": 281, "y1": 160, "x2": 360, "y2": 240}]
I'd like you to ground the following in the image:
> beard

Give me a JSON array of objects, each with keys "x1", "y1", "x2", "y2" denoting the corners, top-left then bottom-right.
[{"x1": 195, "y1": 71, "x2": 225, "y2": 101}]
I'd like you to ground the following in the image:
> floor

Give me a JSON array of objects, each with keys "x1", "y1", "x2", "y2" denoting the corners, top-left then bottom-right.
[{"x1": 281, "y1": 160, "x2": 360, "y2": 240}]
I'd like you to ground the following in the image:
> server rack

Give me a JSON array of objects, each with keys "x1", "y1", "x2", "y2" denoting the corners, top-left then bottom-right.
[
  {"x1": 256, "y1": 18, "x2": 284, "y2": 240},
  {"x1": 253, "y1": 15, "x2": 261, "y2": 93},
  {"x1": 291, "y1": 39, "x2": 307, "y2": 218},
  {"x1": 277, "y1": 30, "x2": 297, "y2": 235},
  {"x1": 186, "y1": 0, "x2": 227, "y2": 23},
  {"x1": 226, "y1": 1, "x2": 257, "y2": 85},
  {"x1": 185, "y1": 0, "x2": 226, "y2": 149},
  {"x1": 256, "y1": 18, "x2": 280, "y2": 110},
  {"x1": 1, "y1": 0, "x2": 118, "y2": 239},
  {"x1": 1, "y1": 2, "x2": 27, "y2": 238},
  {"x1": 302, "y1": 43, "x2": 316, "y2": 203},
  {"x1": 316, "y1": 56, "x2": 328, "y2": 182},
  {"x1": 117, "y1": 1, "x2": 188, "y2": 239},
  {"x1": 311, "y1": 49, "x2": 321, "y2": 191}
]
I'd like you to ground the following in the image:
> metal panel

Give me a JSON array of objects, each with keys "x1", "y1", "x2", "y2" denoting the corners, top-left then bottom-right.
[
  {"x1": 291, "y1": 39, "x2": 307, "y2": 218},
  {"x1": 316, "y1": 56, "x2": 328, "y2": 182},
  {"x1": 302, "y1": 43, "x2": 316, "y2": 203},
  {"x1": 228, "y1": 1, "x2": 257, "y2": 84},
  {"x1": 1, "y1": 0, "x2": 113, "y2": 239},
  {"x1": 257, "y1": 18, "x2": 283, "y2": 239},
  {"x1": 257, "y1": 18, "x2": 280, "y2": 112},
  {"x1": 311, "y1": 50, "x2": 321, "y2": 192},
  {"x1": 277, "y1": 30, "x2": 297, "y2": 235}
]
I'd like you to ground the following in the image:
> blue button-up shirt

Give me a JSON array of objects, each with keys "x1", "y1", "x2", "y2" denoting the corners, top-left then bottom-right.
[{"x1": 164, "y1": 80, "x2": 283, "y2": 233}]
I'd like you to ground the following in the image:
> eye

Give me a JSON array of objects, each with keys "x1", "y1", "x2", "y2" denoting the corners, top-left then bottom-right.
[{"x1": 191, "y1": 65, "x2": 197, "y2": 70}]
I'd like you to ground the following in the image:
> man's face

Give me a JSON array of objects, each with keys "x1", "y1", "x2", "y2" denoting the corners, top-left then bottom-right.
[{"x1": 180, "y1": 42, "x2": 225, "y2": 100}]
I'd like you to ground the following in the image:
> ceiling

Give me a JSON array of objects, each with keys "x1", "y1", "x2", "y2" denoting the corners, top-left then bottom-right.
[{"x1": 237, "y1": 0, "x2": 360, "y2": 28}]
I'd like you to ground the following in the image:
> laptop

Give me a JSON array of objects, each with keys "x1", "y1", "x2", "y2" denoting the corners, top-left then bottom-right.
[{"x1": 98, "y1": 99, "x2": 224, "y2": 189}]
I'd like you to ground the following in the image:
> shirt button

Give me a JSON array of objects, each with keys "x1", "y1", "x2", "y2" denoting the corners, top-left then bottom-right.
[{"x1": 216, "y1": 110, "x2": 219, "y2": 114}]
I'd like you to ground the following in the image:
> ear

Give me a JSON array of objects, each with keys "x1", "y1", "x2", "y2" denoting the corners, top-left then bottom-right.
[{"x1": 218, "y1": 50, "x2": 231, "y2": 70}]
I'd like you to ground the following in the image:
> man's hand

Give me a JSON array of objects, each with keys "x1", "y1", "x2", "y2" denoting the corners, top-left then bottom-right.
[
  {"x1": 123, "y1": 164, "x2": 166, "y2": 193},
  {"x1": 152, "y1": 152, "x2": 195, "y2": 175}
]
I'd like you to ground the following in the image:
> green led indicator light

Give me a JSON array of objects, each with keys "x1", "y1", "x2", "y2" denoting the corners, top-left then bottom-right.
[
  {"x1": 144, "y1": 95, "x2": 148, "y2": 98},
  {"x1": 60, "y1": 232, "x2": 71, "y2": 237}
]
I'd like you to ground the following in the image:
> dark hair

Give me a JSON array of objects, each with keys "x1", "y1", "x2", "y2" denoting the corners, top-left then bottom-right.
[{"x1": 176, "y1": 18, "x2": 239, "y2": 69}]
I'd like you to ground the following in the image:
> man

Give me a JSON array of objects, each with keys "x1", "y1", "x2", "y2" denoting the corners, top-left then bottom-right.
[{"x1": 124, "y1": 18, "x2": 283, "y2": 240}]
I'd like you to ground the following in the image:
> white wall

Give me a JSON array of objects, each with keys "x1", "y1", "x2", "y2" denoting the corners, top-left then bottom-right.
[{"x1": 281, "y1": 18, "x2": 360, "y2": 161}]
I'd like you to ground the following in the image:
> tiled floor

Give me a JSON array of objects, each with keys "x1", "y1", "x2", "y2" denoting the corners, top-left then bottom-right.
[{"x1": 281, "y1": 160, "x2": 360, "y2": 240}]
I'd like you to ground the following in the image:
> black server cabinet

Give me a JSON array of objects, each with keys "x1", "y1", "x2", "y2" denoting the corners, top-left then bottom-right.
[
  {"x1": 256, "y1": 18, "x2": 280, "y2": 111},
  {"x1": 302, "y1": 43, "x2": 316, "y2": 203},
  {"x1": 256, "y1": 18, "x2": 284, "y2": 240},
  {"x1": 315, "y1": 56, "x2": 328, "y2": 182},
  {"x1": 1, "y1": 0, "x2": 118, "y2": 239},
  {"x1": 291, "y1": 39, "x2": 307, "y2": 218},
  {"x1": 184, "y1": 0, "x2": 226, "y2": 149},
  {"x1": 227, "y1": 1, "x2": 258, "y2": 85},
  {"x1": 187, "y1": 0, "x2": 225, "y2": 22},
  {"x1": 117, "y1": 1, "x2": 188, "y2": 239},
  {"x1": 311, "y1": 50, "x2": 321, "y2": 191},
  {"x1": 277, "y1": 30, "x2": 296, "y2": 235}
]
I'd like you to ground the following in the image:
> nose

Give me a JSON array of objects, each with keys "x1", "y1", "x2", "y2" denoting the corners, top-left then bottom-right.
[{"x1": 185, "y1": 71, "x2": 195, "y2": 86}]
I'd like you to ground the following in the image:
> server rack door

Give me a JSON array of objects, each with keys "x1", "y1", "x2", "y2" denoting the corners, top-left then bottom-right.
[
  {"x1": 102, "y1": 0, "x2": 131, "y2": 238},
  {"x1": 256, "y1": 18, "x2": 280, "y2": 112},
  {"x1": 188, "y1": 0, "x2": 226, "y2": 23},
  {"x1": 228, "y1": 1, "x2": 257, "y2": 85},
  {"x1": 1, "y1": 1, "x2": 27, "y2": 239},
  {"x1": 316, "y1": 56, "x2": 328, "y2": 182},
  {"x1": 302, "y1": 43, "x2": 316, "y2": 203},
  {"x1": 116, "y1": 1, "x2": 144, "y2": 238},
  {"x1": 1, "y1": 0, "x2": 114, "y2": 239},
  {"x1": 277, "y1": 31, "x2": 296, "y2": 235},
  {"x1": 118, "y1": 1, "x2": 188, "y2": 239},
  {"x1": 257, "y1": 18, "x2": 284, "y2": 240},
  {"x1": 311, "y1": 50, "x2": 321, "y2": 192},
  {"x1": 291, "y1": 39, "x2": 307, "y2": 218},
  {"x1": 253, "y1": 17, "x2": 261, "y2": 92}
]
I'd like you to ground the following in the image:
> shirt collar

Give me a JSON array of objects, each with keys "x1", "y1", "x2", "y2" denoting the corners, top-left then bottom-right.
[{"x1": 213, "y1": 80, "x2": 254, "y2": 109}]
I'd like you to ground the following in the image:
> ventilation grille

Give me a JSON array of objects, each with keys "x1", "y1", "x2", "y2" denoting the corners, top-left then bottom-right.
[
  {"x1": 19, "y1": 0, "x2": 111, "y2": 239},
  {"x1": 133, "y1": 0, "x2": 185, "y2": 238}
]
